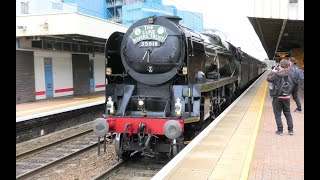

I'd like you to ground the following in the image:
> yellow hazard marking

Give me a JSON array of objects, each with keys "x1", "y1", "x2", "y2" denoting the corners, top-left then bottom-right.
[{"x1": 240, "y1": 81, "x2": 268, "y2": 180}]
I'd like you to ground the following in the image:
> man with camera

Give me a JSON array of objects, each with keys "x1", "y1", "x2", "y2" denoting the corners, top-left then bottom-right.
[{"x1": 267, "y1": 59, "x2": 296, "y2": 136}]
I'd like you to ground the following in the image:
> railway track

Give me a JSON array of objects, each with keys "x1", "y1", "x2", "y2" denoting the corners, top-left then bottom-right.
[
  {"x1": 16, "y1": 104, "x2": 104, "y2": 144},
  {"x1": 93, "y1": 157, "x2": 169, "y2": 180},
  {"x1": 16, "y1": 130, "x2": 111, "y2": 179}
]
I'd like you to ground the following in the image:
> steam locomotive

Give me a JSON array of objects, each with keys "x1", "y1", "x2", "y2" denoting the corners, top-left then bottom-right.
[{"x1": 93, "y1": 16, "x2": 267, "y2": 159}]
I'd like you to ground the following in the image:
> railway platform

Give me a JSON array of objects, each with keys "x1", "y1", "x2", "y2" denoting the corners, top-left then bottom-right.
[
  {"x1": 152, "y1": 71, "x2": 304, "y2": 180},
  {"x1": 16, "y1": 92, "x2": 105, "y2": 122}
]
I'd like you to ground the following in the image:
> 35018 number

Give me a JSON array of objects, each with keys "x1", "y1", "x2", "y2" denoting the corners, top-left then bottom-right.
[{"x1": 139, "y1": 41, "x2": 160, "y2": 47}]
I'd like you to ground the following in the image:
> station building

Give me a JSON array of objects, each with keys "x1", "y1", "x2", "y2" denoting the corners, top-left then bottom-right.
[{"x1": 16, "y1": 11, "x2": 127, "y2": 104}]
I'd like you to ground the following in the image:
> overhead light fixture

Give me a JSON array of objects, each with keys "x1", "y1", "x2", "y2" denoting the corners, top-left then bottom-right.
[
  {"x1": 289, "y1": 0, "x2": 298, "y2": 3},
  {"x1": 94, "y1": 41, "x2": 106, "y2": 45},
  {"x1": 32, "y1": 36, "x2": 41, "y2": 41},
  {"x1": 40, "y1": 22, "x2": 48, "y2": 29},
  {"x1": 17, "y1": 26, "x2": 27, "y2": 30},
  {"x1": 46, "y1": 35, "x2": 65, "y2": 39},
  {"x1": 72, "y1": 38, "x2": 88, "y2": 42}
]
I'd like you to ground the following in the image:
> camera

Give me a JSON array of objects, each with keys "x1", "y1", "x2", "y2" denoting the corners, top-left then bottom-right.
[{"x1": 272, "y1": 65, "x2": 279, "y2": 72}]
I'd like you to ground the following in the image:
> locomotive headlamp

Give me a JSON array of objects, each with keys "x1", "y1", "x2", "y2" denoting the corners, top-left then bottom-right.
[
  {"x1": 182, "y1": 67, "x2": 187, "y2": 75},
  {"x1": 175, "y1": 97, "x2": 182, "y2": 117},
  {"x1": 106, "y1": 67, "x2": 112, "y2": 75},
  {"x1": 164, "y1": 120, "x2": 182, "y2": 139},
  {"x1": 106, "y1": 103, "x2": 112, "y2": 109},
  {"x1": 137, "y1": 98, "x2": 146, "y2": 114},
  {"x1": 106, "y1": 96, "x2": 115, "y2": 114},
  {"x1": 138, "y1": 100, "x2": 144, "y2": 106}
]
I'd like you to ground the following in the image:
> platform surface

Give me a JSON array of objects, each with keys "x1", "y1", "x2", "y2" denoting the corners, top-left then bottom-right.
[
  {"x1": 248, "y1": 83, "x2": 304, "y2": 180},
  {"x1": 16, "y1": 92, "x2": 105, "y2": 122},
  {"x1": 152, "y1": 71, "x2": 304, "y2": 180}
]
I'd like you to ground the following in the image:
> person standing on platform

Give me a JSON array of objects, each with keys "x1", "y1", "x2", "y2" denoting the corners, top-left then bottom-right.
[
  {"x1": 289, "y1": 57, "x2": 303, "y2": 112},
  {"x1": 267, "y1": 59, "x2": 295, "y2": 136}
]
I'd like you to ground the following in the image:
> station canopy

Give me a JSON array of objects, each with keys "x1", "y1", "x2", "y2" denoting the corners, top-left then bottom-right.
[{"x1": 248, "y1": 17, "x2": 304, "y2": 60}]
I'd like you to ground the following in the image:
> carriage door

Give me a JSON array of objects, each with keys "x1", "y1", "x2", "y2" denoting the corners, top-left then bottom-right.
[{"x1": 44, "y1": 57, "x2": 54, "y2": 98}]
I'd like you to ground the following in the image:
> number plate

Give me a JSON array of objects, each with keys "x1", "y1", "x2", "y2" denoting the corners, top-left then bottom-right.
[{"x1": 139, "y1": 41, "x2": 160, "y2": 47}]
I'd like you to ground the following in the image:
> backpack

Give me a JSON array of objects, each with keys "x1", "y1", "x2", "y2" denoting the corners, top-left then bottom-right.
[
  {"x1": 269, "y1": 74, "x2": 294, "y2": 97},
  {"x1": 278, "y1": 75, "x2": 293, "y2": 96},
  {"x1": 293, "y1": 66, "x2": 304, "y2": 85},
  {"x1": 269, "y1": 83, "x2": 278, "y2": 97}
]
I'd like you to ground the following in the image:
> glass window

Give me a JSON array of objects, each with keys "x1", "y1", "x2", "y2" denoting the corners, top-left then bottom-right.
[
  {"x1": 52, "y1": 2, "x2": 63, "y2": 10},
  {"x1": 44, "y1": 41, "x2": 53, "y2": 50},
  {"x1": 72, "y1": 44, "x2": 79, "y2": 52},
  {"x1": 53, "y1": 42, "x2": 63, "y2": 51},
  {"x1": 87, "y1": 45, "x2": 93, "y2": 52},
  {"x1": 80, "y1": 44, "x2": 87, "y2": 52},
  {"x1": 94, "y1": 46, "x2": 100, "y2": 53},
  {"x1": 21, "y1": 2, "x2": 29, "y2": 14},
  {"x1": 32, "y1": 40, "x2": 42, "y2": 48},
  {"x1": 63, "y1": 42, "x2": 71, "y2": 51},
  {"x1": 100, "y1": 46, "x2": 105, "y2": 53}
]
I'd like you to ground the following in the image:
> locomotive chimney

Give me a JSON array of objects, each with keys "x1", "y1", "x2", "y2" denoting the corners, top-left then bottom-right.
[{"x1": 163, "y1": 16, "x2": 182, "y2": 25}]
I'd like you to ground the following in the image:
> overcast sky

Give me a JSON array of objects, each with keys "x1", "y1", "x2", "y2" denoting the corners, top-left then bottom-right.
[{"x1": 162, "y1": 0, "x2": 268, "y2": 61}]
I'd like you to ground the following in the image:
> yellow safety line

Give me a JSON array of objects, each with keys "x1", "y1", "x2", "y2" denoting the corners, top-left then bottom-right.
[
  {"x1": 240, "y1": 81, "x2": 268, "y2": 180},
  {"x1": 16, "y1": 96, "x2": 105, "y2": 116}
]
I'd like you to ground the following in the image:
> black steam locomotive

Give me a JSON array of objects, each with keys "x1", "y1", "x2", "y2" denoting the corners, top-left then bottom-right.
[{"x1": 93, "y1": 16, "x2": 266, "y2": 159}]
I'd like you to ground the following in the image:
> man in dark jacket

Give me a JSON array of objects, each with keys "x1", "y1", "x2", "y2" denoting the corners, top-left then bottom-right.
[
  {"x1": 267, "y1": 59, "x2": 295, "y2": 136},
  {"x1": 289, "y1": 57, "x2": 302, "y2": 112}
]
